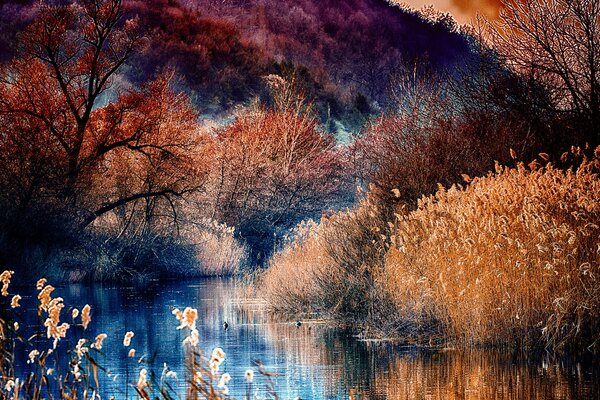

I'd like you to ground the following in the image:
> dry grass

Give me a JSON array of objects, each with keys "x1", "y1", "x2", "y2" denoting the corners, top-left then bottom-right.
[
  {"x1": 262, "y1": 196, "x2": 403, "y2": 336},
  {"x1": 183, "y1": 219, "x2": 248, "y2": 276},
  {"x1": 261, "y1": 219, "x2": 326, "y2": 317},
  {"x1": 386, "y1": 149, "x2": 600, "y2": 351},
  {"x1": 262, "y1": 147, "x2": 600, "y2": 352}
]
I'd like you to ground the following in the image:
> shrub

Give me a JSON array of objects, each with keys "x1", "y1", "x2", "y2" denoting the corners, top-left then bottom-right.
[
  {"x1": 184, "y1": 219, "x2": 248, "y2": 276},
  {"x1": 262, "y1": 196, "x2": 401, "y2": 336}
]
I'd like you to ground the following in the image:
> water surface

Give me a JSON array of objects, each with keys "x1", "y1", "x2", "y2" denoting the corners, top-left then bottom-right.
[{"x1": 12, "y1": 279, "x2": 600, "y2": 399}]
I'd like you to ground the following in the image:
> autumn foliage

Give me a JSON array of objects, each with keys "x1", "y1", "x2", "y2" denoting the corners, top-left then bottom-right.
[
  {"x1": 259, "y1": 0, "x2": 600, "y2": 354},
  {"x1": 0, "y1": 0, "x2": 357, "y2": 278},
  {"x1": 208, "y1": 77, "x2": 351, "y2": 261},
  {"x1": 0, "y1": 0, "x2": 599, "y2": 356}
]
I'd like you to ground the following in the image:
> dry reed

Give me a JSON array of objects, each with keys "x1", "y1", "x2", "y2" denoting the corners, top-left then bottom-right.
[
  {"x1": 386, "y1": 148, "x2": 600, "y2": 351},
  {"x1": 0, "y1": 272, "x2": 274, "y2": 399},
  {"x1": 262, "y1": 147, "x2": 600, "y2": 352}
]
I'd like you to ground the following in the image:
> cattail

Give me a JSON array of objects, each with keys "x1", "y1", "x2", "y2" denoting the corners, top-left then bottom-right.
[
  {"x1": 176, "y1": 307, "x2": 198, "y2": 330},
  {"x1": 92, "y1": 333, "x2": 107, "y2": 350},
  {"x1": 560, "y1": 152, "x2": 569, "y2": 162},
  {"x1": 73, "y1": 363, "x2": 82, "y2": 381},
  {"x1": 38, "y1": 285, "x2": 55, "y2": 310},
  {"x1": 172, "y1": 307, "x2": 183, "y2": 322},
  {"x1": 210, "y1": 360, "x2": 219, "y2": 376},
  {"x1": 1, "y1": 270, "x2": 14, "y2": 296},
  {"x1": 212, "y1": 347, "x2": 226, "y2": 360},
  {"x1": 183, "y1": 328, "x2": 199, "y2": 347},
  {"x1": 75, "y1": 338, "x2": 88, "y2": 359},
  {"x1": 245, "y1": 369, "x2": 254, "y2": 383},
  {"x1": 166, "y1": 371, "x2": 177, "y2": 379},
  {"x1": 218, "y1": 372, "x2": 231, "y2": 388},
  {"x1": 137, "y1": 369, "x2": 148, "y2": 390},
  {"x1": 36, "y1": 278, "x2": 47, "y2": 290},
  {"x1": 81, "y1": 304, "x2": 91, "y2": 329},
  {"x1": 27, "y1": 350, "x2": 39, "y2": 364}
]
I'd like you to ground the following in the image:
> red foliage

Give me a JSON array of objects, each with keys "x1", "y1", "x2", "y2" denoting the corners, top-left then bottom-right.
[
  {"x1": 207, "y1": 87, "x2": 351, "y2": 258},
  {"x1": 127, "y1": 0, "x2": 267, "y2": 106},
  {"x1": 0, "y1": 1, "x2": 208, "y2": 230}
]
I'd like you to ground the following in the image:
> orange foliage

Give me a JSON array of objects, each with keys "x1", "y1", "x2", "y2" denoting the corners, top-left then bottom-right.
[
  {"x1": 208, "y1": 82, "x2": 350, "y2": 259},
  {"x1": 0, "y1": 1, "x2": 210, "y2": 234}
]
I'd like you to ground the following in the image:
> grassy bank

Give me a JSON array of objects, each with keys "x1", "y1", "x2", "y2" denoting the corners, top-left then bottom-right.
[{"x1": 260, "y1": 148, "x2": 600, "y2": 353}]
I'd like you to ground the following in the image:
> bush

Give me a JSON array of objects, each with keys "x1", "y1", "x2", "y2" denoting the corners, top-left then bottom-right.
[
  {"x1": 262, "y1": 196, "x2": 402, "y2": 336},
  {"x1": 183, "y1": 219, "x2": 248, "y2": 277}
]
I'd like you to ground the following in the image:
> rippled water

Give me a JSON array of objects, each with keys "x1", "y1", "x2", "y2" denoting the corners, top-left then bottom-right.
[{"x1": 11, "y1": 279, "x2": 600, "y2": 399}]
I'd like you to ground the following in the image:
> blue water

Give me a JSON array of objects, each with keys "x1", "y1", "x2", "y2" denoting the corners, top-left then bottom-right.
[{"x1": 6, "y1": 278, "x2": 600, "y2": 399}]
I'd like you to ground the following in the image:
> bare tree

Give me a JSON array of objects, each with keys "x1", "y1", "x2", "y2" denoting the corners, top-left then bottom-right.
[{"x1": 492, "y1": 0, "x2": 600, "y2": 142}]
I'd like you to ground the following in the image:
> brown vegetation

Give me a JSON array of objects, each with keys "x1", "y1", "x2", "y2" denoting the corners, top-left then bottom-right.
[
  {"x1": 386, "y1": 149, "x2": 600, "y2": 351},
  {"x1": 207, "y1": 77, "x2": 352, "y2": 261},
  {"x1": 262, "y1": 149, "x2": 600, "y2": 352},
  {"x1": 260, "y1": 0, "x2": 600, "y2": 355},
  {"x1": 0, "y1": 0, "x2": 351, "y2": 279}
]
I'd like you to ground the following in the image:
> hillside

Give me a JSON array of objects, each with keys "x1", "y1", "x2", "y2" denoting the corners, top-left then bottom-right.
[{"x1": 1, "y1": 0, "x2": 473, "y2": 130}]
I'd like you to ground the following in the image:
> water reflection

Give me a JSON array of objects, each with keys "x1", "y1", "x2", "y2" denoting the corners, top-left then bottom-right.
[{"x1": 13, "y1": 279, "x2": 599, "y2": 399}]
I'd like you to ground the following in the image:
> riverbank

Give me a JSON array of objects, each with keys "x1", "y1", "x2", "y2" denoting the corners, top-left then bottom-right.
[
  {"x1": 259, "y1": 148, "x2": 600, "y2": 354},
  {"x1": 3, "y1": 219, "x2": 247, "y2": 285}
]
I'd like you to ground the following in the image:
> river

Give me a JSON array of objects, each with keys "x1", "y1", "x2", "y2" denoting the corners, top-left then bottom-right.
[{"x1": 10, "y1": 278, "x2": 599, "y2": 399}]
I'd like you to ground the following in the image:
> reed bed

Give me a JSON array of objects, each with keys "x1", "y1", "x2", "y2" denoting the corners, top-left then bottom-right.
[
  {"x1": 386, "y1": 149, "x2": 600, "y2": 351},
  {"x1": 262, "y1": 147, "x2": 600, "y2": 352},
  {"x1": 184, "y1": 219, "x2": 248, "y2": 277},
  {"x1": 262, "y1": 196, "x2": 403, "y2": 337}
]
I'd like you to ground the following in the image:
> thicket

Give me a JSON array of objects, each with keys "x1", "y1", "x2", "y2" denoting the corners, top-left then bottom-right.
[{"x1": 0, "y1": 0, "x2": 354, "y2": 280}]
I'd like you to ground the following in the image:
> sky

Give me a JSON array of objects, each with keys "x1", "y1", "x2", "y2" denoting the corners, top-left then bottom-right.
[{"x1": 399, "y1": 0, "x2": 503, "y2": 24}]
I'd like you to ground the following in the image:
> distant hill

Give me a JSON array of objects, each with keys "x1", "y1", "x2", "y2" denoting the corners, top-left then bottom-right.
[
  {"x1": 1, "y1": 0, "x2": 474, "y2": 130},
  {"x1": 183, "y1": 0, "x2": 471, "y2": 100}
]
